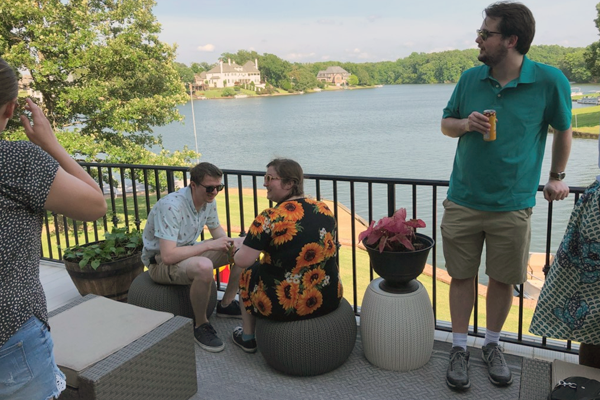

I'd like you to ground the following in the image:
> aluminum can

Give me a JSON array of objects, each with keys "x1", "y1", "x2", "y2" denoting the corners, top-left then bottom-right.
[{"x1": 483, "y1": 109, "x2": 496, "y2": 141}]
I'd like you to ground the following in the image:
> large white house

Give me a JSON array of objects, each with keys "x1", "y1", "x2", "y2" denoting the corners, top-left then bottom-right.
[{"x1": 194, "y1": 59, "x2": 263, "y2": 90}]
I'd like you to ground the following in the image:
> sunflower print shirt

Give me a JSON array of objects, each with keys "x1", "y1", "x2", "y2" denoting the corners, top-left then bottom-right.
[{"x1": 240, "y1": 198, "x2": 343, "y2": 321}]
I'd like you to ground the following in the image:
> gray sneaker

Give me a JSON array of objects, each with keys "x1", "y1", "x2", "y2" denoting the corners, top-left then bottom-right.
[
  {"x1": 194, "y1": 322, "x2": 224, "y2": 353},
  {"x1": 481, "y1": 343, "x2": 513, "y2": 386},
  {"x1": 446, "y1": 346, "x2": 470, "y2": 390}
]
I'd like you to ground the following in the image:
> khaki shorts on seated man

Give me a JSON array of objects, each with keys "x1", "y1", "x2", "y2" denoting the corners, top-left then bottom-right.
[{"x1": 142, "y1": 162, "x2": 243, "y2": 353}]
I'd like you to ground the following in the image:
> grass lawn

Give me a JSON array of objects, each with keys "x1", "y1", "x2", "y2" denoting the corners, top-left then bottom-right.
[
  {"x1": 196, "y1": 88, "x2": 258, "y2": 98},
  {"x1": 573, "y1": 107, "x2": 600, "y2": 129}
]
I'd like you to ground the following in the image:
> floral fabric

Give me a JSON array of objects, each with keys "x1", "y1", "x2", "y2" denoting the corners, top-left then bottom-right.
[
  {"x1": 240, "y1": 198, "x2": 343, "y2": 321},
  {"x1": 529, "y1": 180, "x2": 600, "y2": 344}
]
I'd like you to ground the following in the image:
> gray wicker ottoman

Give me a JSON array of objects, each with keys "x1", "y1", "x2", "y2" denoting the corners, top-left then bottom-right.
[
  {"x1": 128, "y1": 270, "x2": 217, "y2": 319},
  {"x1": 255, "y1": 298, "x2": 357, "y2": 376},
  {"x1": 51, "y1": 295, "x2": 197, "y2": 400}
]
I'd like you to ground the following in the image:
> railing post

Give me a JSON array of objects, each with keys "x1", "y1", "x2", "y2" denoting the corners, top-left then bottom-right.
[
  {"x1": 167, "y1": 170, "x2": 175, "y2": 193},
  {"x1": 387, "y1": 183, "x2": 395, "y2": 216}
]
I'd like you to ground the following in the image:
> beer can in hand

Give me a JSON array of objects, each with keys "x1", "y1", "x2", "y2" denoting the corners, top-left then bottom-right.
[{"x1": 483, "y1": 110, "x2": 497, "y2": 141}]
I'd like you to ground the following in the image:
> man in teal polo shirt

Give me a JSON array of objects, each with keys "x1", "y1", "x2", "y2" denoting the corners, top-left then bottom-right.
[{"x1": 441, "y1": 2, "x2": 572, "y2": 391}]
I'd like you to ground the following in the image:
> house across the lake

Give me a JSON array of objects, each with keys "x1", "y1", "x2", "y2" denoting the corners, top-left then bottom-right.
[
  {"x1": 316, "y1": 66, "x2": 351, "y2": 86},
  {"x1": 194, "y1": 59, "x2": 263, "y2": 90}
]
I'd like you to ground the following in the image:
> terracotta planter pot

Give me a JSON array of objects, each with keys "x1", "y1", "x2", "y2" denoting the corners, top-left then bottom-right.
[
  {"x1": 364, "y1": 233, "x2": 434, "y2": 294},
  {"x1": 64, "y1": 244, "x2": 144, "y2": 302}
]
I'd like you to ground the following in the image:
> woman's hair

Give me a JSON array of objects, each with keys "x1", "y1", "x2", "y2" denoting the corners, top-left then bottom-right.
[
  {"x1": 267, "y1": 158, "x2": 304, "y2": 201},
  {"x1": 0, "y1": 57, "x2": 18, "y2": 108}
]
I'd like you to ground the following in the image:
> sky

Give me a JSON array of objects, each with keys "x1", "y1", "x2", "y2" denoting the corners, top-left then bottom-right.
[{"x1": 153, "y1": 0, "x2": 599, "y2": 65}]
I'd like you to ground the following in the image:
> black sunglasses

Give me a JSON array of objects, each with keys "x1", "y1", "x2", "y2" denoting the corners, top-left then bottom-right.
[
  {"x1": 476, "y1": 29, "x2": 502, "y2": 41},
  {"x1": 196, "y1": 182, "x2": 225, "y2": 193}
]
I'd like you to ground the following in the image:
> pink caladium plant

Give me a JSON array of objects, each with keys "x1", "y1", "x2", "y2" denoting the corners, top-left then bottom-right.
[{"x1": 358, "y1": 208, "x2": 426, "y2": 253}]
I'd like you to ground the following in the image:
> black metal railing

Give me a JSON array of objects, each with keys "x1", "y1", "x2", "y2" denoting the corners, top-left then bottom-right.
[{"x1": 42, "y1": 162, "x2": 586, "y2": 354}]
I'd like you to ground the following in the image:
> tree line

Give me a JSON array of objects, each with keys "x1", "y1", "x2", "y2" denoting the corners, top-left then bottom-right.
[{"x1": 175, "y1": 44, "x2": 596, "y2": 93}]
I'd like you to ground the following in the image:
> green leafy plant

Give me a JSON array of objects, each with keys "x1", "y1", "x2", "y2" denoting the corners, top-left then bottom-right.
[{"x1": 63, "y1": 228, "x2": 143, "y2": 270}]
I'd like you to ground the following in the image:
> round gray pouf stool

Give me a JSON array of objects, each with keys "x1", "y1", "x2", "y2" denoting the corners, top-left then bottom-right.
[
  {"x1": 255, "y1": 298, "x2": 357, "y2": 376},
  {"x1": 128, "y1": 271, "x2": 217, "y2": 319}
]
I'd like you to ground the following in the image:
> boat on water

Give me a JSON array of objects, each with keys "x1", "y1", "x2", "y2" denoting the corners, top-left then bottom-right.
[
  {"x1": 577, "y1": 96, "x2": 600, "y2": 105},
  {"x1": 521, "y1": 252, "x2": 554, "y2": 300},
  {"x1": 571, "y1": 87, "x2": 583, "y2": 97}
]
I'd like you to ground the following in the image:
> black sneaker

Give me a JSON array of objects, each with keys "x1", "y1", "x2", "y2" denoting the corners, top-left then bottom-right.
[
  {"x1": 232, "y1": 326, "x2": 257, "y2": 353},
  {"x1": 482, "y1": 343, "x2": 513, "y2": 386},
  {"x1": 446, "y1": 346, "x2": 470, "y2": 390},
  {"x1": 217, "y1": 299, "x2": 242, "y2": 319},
  {"x1": 194, "y1": 322, "x2": 224, "y2": 353}
]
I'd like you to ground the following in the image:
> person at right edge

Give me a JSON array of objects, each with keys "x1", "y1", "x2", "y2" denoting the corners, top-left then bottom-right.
[
  {"x1": 440, "y1": 1, "x2": 572, "y2": 391},
  {"x1": 529, "y1": 134, "x2": 600, "y2": 370}
]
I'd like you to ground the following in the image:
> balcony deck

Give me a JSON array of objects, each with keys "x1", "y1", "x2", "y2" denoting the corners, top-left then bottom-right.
[{"x1": 41, "y1": 260, "x2": 580, "y2": 400}]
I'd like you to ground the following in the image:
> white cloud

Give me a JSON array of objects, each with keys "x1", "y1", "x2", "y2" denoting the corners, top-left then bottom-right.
[
  {"x1": 367, "y1": 15, "x2": 381, "y2": 23},
  {"x1": 286, "y1": 52, "x2": 317, "y2": 60},
  {"x1": 197, "y1": 44, "x2": 215, "y2": 52}
]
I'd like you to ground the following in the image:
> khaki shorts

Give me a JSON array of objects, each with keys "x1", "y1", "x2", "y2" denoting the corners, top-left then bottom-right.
[
  {"x1": 441, "y1": 199, "x2": 532, "y2": 285},
  {"x1": 148, "y1": 248, "x2": 229, "y2": 285}
]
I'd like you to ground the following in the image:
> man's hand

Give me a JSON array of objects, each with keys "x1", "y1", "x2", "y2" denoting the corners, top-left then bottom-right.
[
  {"x1": 208, "y1": 236, "x2": 235, "y2": 252},
  {"x1": 543, "y1": 180, "x2": 569, "y2": 202},
  {"x1": 465, "y1": 111, "x2": 493, "y2": 136}
]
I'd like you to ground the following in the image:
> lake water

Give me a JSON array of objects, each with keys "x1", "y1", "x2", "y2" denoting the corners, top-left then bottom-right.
[{"x1": 153, "y1": 83, "x2": 600, "y2": 282}]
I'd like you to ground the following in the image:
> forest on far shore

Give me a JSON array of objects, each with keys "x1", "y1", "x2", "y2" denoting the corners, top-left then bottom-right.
[{"x1": 175, "y1": 45, "x2": 595, "y2": 93}]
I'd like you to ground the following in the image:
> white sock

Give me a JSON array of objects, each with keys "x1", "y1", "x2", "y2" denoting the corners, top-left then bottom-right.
[
  {"x1": 452, "y1": 332, "x2": 468, "y2": 350},
  {"x1": 484, "y1": 330, "x2": 501, "y2": 347}
]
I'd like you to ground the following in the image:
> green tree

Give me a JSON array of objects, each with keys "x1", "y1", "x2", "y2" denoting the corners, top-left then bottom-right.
[
  {"x1": 584, "y1": 3, "x2": 600, "y2": 80},
  {"x1": 561, "y1": 50, "x2": 592, "y2": 83},
  {"x1": 174, "y1": 62, "x2": 195, "y2": 85},
  {"x1": 0, "y1": 0, "x2": 188, "y2": 151},
  {"x1": 288, "y1": 65, "x2": 319, "y2": 91},
  {"x1": 347, "y1": 74, "x2": 359, "y2": 86},
  {"x1": 190, "y1": 62, "x2": 214, "y2": 73},
  {"x1": 221, "y1": 50, "x2": 261, "y2": 66},
  {"x1": 259, "y1": 53, "x2": 292, "y2": 87}
]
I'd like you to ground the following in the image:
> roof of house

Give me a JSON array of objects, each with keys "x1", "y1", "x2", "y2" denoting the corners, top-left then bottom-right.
[
  {"x1": 317, "y1": 66, "x2": 350, "y2": 75},
  {"x1": 243, "y1": 61, "x2": 260, "y2": 73},
  {"x1": 205, "y1": 60, "x2": 258, "y2": 74}
]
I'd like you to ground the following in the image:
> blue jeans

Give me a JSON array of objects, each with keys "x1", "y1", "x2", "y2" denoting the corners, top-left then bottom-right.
[{"x1": 0, "y1": 316, "x2": 65, "y2": 400}]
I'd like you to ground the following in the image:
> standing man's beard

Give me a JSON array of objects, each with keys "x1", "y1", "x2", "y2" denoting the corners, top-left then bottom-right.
[{"x1": 478, "y1": 45, "x2": 508, "y2": 68}]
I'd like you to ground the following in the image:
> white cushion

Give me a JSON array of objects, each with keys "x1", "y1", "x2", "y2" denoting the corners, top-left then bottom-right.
[{"x1": 49, "y1": 296, "x2": 173, "y2": 388}]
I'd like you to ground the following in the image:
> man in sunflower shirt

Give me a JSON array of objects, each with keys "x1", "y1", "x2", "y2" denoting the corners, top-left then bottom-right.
[
  {"x1": 231, "y1": 158, "x2": 343, "y2": 353},
  {"x1": 142, "y1": 162, "x2": 244, "y2": 353}
]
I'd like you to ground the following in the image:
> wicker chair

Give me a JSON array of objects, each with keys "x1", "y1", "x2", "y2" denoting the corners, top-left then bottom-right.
[
  {"x1": 128, "y1": 271, "x2": 217, "y2": 319},
  {"x1": 255, "y1": 298, "x2": 357, "y2": 376}
]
